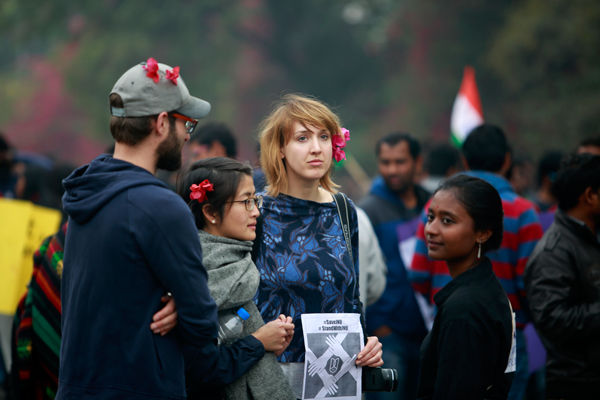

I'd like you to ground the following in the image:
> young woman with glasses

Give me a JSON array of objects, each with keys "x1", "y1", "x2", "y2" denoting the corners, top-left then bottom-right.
[
  {"x1": 177, "y1": 157, "x2": 296, "y2": 400},
  {"x1": 254, "y1": 94, "x2": 383, "y2": 398}
]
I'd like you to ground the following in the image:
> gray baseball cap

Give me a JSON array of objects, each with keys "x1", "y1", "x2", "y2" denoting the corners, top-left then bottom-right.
[{"x1": 109, "y1": 60, "x2": 211, "y2": 119}]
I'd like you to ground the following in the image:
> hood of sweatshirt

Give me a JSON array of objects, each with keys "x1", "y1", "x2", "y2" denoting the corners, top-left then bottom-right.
[
  {"x1": 369, "y1": 176, "x2": 405, "y2": 206},
  {"x1": 62, "y1": 154, "x2": 170, "y2": 224}
]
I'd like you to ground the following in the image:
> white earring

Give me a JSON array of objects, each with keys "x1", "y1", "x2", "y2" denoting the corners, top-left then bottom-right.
[
  {"x1": 477, "y1": 241, "x2": 482, "y2": 259},
  {"x1": 212, "y1": 220, "x2": 216, "y2": 224}
]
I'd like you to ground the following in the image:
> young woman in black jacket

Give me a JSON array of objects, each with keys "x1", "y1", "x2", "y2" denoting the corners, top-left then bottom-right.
[{"x1": 417, "y1": 175, "x2": 514, "y2": 400}]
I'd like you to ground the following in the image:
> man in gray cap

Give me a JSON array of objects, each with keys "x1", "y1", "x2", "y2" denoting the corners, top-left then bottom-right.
[{"x1": 57, "y1": 59, "x2": 219, "y2": 399}]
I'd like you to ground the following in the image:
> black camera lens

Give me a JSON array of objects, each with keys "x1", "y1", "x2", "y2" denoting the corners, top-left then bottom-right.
[
  {"x1": 362, "y1": 367, "x2": 399, "y2": 392},
  {"x1": 380, "y1": 368, "x2": 399, "y2": 392}
]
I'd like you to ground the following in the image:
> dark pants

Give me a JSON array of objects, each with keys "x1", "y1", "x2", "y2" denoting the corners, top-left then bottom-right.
[
  {"x1": 508, "y1": 329, "x2": 529, "y2": 400},
  {"x1": 366, "y1": 332, "x2": 421, "y2": 400}
]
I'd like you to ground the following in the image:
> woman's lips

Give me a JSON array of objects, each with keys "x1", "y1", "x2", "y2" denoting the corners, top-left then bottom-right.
[
  {"x1": 427, "y1": 240, "x2": 442, "y2": 250},
  {"x1": 308, "y1": 159, "x2": 323, "y2": 165},
  {"x1": 248, "y1": 224, "x2": 256, "y2": 230}
]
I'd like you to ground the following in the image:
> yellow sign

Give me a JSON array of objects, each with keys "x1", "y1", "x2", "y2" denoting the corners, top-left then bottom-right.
[{"x1": 0, "y1": 198, "x2": 62, "y2": 315}]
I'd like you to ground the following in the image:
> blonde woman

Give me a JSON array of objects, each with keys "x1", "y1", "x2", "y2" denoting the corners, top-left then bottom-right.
[{"x1": 254, "y1": 94, "x2": 383, "y2": 398}]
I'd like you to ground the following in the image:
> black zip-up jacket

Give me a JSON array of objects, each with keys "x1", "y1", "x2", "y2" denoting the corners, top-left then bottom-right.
[
  {"x1": 524, "y1": 209, "x2": 600, "y2": 399},
  {"x1": 417, "y1": 258, "x2": 513, "y2": 400}
]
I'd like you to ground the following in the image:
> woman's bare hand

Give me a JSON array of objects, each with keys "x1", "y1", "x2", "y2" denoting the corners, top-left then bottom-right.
[
  {"x1": 274, "y1": 314, "x2": 294, "y2": 356},
  {"x1": 356, "y1": 336, "x2": 383, "y2": 367},
  {"x1": 252, "y1": 315, "x2": 295, "y2": 353}
]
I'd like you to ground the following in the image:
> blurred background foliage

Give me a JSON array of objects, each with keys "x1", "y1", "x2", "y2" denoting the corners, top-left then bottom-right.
[{"x1": 0, "y1": 0, "x2": 599, "y2": 173}]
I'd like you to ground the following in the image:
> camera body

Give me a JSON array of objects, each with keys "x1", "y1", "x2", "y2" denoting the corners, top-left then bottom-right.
[{"x1": 362, "y1": 367, "x2": 399, "y2": 392}]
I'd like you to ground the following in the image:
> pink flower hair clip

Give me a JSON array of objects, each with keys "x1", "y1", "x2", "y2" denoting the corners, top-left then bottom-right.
[
  {"x1": 142, "y1": 57, "x2": 180, "y2": 85},
  {"x1": 143, "y1": 57, "x2": 160, "y2": 83},
  {"x1": 332, "y1": 127, "x2": 350, "y2": 163},
  {"x1": 189, "y1": 179, "x2": 214, "y2": 204},
  {"x1": 165, "y1": 66, "x2": 179, "y2": 85}
]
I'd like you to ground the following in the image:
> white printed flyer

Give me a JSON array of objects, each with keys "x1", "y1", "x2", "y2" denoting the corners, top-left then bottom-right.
[{"x1": 301, "y1": 313, "x2": 363, "y2": 400}]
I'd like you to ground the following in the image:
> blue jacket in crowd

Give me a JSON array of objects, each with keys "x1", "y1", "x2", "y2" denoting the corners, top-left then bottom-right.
[
  {"x1": 359, "y1": 176, "x2": 430, "y2": 340},
  {"x1": 58, "y1": 155, "x2": 219, "y2": 400}
]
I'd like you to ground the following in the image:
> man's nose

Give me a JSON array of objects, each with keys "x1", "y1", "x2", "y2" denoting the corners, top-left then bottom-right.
[{"x1": 389, "y1": 162, "x2": 403, "y2": 174}]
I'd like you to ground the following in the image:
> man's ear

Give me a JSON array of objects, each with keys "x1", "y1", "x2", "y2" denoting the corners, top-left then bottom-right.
[
  {"x1": 499, "y1": 152, "x2": 512, "y2": 176},
  {"x1": 415, "y1": 154, "x2": 424, "y2": 175},
  {"x1": 582, "y1": 187, "x2": 600, "y2": 207},
  {"x1": 155, "y1": 112, "x2": 170, "y2": 140},
  {"x1": 460, "y1": 154, "x2": 470, "y2": 171}
]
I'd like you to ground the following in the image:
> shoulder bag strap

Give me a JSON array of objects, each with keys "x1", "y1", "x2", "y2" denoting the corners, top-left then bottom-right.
[
  {"x1": 332, "y1": 192, "x2": 368, "y2": 342},
  {"x1": 332, "y1": 192, "x2": 353, "y2": 265}
]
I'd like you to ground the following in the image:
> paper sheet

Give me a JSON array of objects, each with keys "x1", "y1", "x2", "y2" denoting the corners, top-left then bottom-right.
[
  {"x1": 395, "y1": 216, "x2": 421, "y2": 271},
  {"x1": 0, "y1": 199, "x2": 61, "y2": 314},
  {"x1": 301, "y1": 313, "x2": 363, "y2": 400},
  {"x1": 505, "y1": 312, "x2": 517, "y2": 373}
]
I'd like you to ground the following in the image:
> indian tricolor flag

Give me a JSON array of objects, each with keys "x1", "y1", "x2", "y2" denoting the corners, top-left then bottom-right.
[{"x1": 450, "y1": 66, "x2": 484, "y2": 146}]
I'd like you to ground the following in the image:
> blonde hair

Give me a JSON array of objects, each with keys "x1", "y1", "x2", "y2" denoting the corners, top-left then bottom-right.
[{"x1": 258, "y1": 94, "x2": 343, "y2": 196}]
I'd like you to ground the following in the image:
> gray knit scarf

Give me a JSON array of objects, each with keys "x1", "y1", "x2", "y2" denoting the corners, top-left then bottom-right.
[{"x1": 198, "y1": 230, "x2": 295, "y2": 400}]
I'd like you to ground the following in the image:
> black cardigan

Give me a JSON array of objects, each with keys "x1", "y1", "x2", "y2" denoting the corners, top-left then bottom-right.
[{"x1": 417, "y1": 257, "x2": 513, "y2": 400}]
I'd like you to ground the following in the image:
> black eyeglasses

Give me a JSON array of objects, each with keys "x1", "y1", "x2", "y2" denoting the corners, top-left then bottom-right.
[
  {"x1": 226, "y1": 195, "x2": 263, "y2": 211},
  {"x1": 171, "y1": 113, "x2": 198, "y2": 134}
]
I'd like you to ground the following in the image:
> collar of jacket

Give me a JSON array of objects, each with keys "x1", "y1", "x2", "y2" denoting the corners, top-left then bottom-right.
[
  {"x1": 461, "y1": 170, "x2": 515, "y2": 195},
  {"x1": 433, "y1": 257, "x2": 494, "y2": 307},
  {"x1": 554, "y1": 208, "x2": 600, "y2": 246},
  {"x1": 370, "y1": 175, "x2": 430, "y2": 209}
]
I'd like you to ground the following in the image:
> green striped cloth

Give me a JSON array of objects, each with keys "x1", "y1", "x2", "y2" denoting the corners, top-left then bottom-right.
[{"x1": 13, "y1": 223, "x2": 66, "y2": 400}]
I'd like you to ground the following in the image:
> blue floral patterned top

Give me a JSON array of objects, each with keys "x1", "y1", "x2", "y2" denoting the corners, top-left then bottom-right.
[{"x1": 253, "y1": 193, "x2": 360, "y2": 362}]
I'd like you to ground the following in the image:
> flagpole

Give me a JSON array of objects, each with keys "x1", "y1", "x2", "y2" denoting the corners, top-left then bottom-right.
[{"x1": 341, "y1": 155, "x2": 372, "y2": 196}]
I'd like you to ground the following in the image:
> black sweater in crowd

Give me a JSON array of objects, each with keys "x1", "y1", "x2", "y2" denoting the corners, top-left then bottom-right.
[{"x1": 417, "y1": 257, "x2": 514, "y2": 400}]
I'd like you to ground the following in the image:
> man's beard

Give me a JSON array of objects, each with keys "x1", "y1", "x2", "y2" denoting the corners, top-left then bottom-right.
[
  {"x1": 155, "y1": 125, "x2": 183, "y2": 172},
  {"x1": 383, "y1": 176, "x2": 412, "y2": 195}
]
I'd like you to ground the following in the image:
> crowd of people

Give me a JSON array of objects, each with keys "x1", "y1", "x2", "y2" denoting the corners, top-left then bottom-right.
[{"x1": 0, "y1": 58, "x2": 599, "y2": 400}]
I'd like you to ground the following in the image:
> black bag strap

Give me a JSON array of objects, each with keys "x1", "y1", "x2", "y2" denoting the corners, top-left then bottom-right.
[
  {"x1": 332, "y1": 192, "x2": 368, "y2": 343},
  {"x1": 332, "y1": 192, "x2": 353, "y2": 265},
  {"x1": 251, "y1": 212, "x2": 265, "y2": 264}
]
